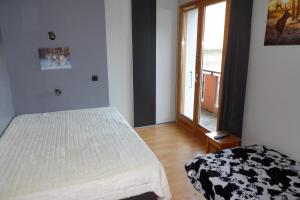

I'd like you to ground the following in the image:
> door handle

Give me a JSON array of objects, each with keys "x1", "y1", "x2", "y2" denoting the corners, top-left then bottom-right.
[
  {"x1": 190, "y1": 71, "x2": 193, "y2": 88},
  {"x1": 195, "y1": 73, "x2": 199, "y2": 83}
]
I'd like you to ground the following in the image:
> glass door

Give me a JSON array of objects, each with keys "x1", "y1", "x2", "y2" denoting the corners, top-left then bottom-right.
[
  {"x1": 178, "y1": 5, "x2": 199, "y2": 121},
  {"x1": 177, "y1": 0, "x2": 229, "y2": 132},
  {"x1": 198, "y1": 1, "x2": 227, "y2": 131}
]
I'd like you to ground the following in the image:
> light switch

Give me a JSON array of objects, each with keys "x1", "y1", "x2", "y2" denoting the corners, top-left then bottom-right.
[{"x1": 92, "y1": 75, "x2": 98, "y2": 81}]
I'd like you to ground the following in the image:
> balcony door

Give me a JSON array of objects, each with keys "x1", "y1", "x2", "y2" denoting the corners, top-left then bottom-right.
[{"x1": 177, "y1": 0, "x2": 230, "y2": 132}]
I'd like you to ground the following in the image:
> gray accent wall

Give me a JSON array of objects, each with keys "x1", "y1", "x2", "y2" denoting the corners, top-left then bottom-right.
[
  {"x1": 0, "y1": 28, "x2": 14, "y2": 135},
  {"x1": 0, "y1": 0, "x2": 109, "y2": 115}
]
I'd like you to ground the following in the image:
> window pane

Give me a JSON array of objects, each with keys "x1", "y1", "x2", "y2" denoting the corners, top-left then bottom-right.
[
  {"x1": 180, "y1": 8, "x2": 199, "y2": 120},
  {"x1": 199, "y1": 2, "x2": 226, "y2": 131}
]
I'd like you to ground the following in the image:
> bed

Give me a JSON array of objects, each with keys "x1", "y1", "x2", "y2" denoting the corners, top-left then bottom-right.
[
  {"x1": 185, "y1": 145, "x2": 300, "y2": 200},
  {"x1": 0, "y1": 107, "x2": 171, "y2": 200}
]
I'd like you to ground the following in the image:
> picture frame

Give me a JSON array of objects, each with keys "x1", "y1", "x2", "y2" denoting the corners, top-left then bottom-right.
[
  {"x1": 39, "y1": 47, "x2": 71, "y2": 70},
  {"x1": 265, "y1": 0, "x2": 300, "y2": 45}
]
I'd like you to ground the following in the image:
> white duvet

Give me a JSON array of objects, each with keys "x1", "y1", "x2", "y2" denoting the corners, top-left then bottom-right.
[{"x1": 0, "y1": 107, "x2": 171, "y2": 200}]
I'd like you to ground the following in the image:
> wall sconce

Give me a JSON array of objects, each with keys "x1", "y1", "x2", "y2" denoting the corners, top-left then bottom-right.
[
  {"x1": 48, "y1": 31, "x2": 56, "y2": 40},
  {"x1": 55, "y1": 88, "x2": 62, "y2": 96}
]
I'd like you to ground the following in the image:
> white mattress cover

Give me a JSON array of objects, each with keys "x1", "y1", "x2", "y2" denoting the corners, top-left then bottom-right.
[{"x1": 0, "y1": 107, "x2": 171, "y2": 200}]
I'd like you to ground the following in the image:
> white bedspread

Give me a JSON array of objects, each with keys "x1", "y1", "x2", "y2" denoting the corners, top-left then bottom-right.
[{"x1": 0, "y1": 107, "x2": 171, "y2": 200}]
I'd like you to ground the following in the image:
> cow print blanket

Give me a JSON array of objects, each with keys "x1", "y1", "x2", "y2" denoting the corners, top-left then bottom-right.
[{"x1": 185, "y1": 145, "x2": 300, "y2": 200}]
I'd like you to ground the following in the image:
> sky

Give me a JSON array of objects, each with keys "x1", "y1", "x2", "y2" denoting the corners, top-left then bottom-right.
[{"x1": 202, "y1": 2, "x2": 226, "y2": 50}]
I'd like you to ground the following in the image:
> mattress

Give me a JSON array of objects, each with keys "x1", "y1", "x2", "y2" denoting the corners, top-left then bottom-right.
[
  {"x1": 0, "y1": 107, "x2": 171, "y2": 200},
  {"x1": 185, "y1": 145, "x2": 300, "y2": 200}
]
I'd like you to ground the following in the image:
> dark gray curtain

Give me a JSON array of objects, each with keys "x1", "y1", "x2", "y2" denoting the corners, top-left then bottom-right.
[
  {"x1": 218, "y1": 0, "x2": 253, "y2": 138},
  {"x1": 132, "y1": 0, "x2": 156, "y2": 127}
]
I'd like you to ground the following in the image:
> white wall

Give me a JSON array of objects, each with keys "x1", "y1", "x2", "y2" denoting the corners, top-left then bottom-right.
[
  {"x1": 178, "y1": 0, "x2": 192, "y2": 5},
  {"x1": 105, "y1": 0, "x2": 178, "y2": 125},
  {"x1": 105, "y1": 0, "x2": 134, "y2": 125},
  {"x1": 156, "y1": 0, "x2": 178, "y2": 124},
  {"x1": 243, "y1": 0, "x2": 300, "y2": 161}
]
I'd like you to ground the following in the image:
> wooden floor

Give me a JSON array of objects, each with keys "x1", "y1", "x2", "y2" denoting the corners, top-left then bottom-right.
[{"x1": 136, "y1": 123, "x2": 206, "y2": 200}]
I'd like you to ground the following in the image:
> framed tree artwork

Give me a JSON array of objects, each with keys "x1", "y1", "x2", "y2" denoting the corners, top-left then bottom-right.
[{"x1": 265, "y1": 0, "x2": 300, "y2": 45}]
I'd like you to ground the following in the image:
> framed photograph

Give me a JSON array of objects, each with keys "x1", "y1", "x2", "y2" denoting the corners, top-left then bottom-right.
[
  {"x1": 39, "y1": 48, "x2": 71, "y2": 70},
  {"x1": 265, "y1": 0, "x2": 300, "y2": 45}
]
